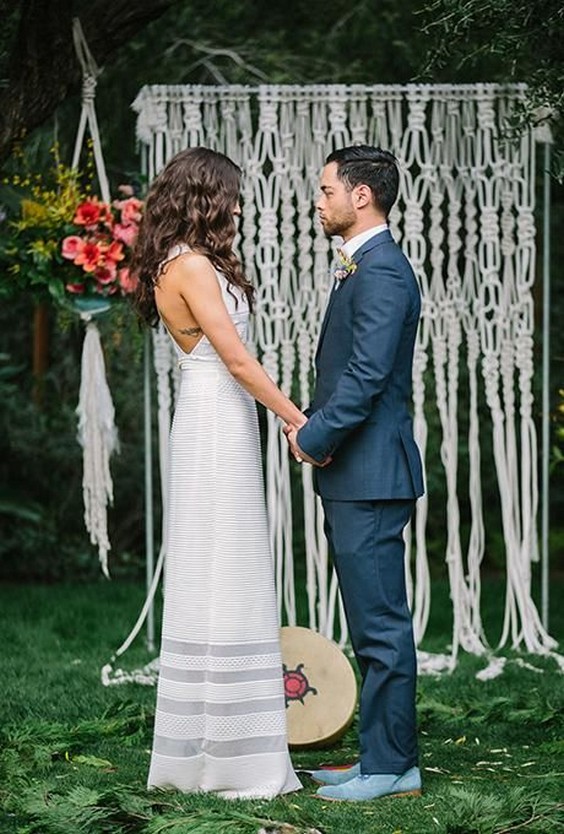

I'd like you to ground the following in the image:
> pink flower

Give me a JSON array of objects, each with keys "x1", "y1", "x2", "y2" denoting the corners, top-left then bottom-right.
[
  {"x1": 93, "y1": 279, "x2": 118, "y2": 296},
  {"x1": 114, "y1": 197, "x2": 143, "y2": 226},
  {"x1": 74, "y1": 241, "x2": 103, "y2": 272},
  {"x1": 61, "y1": 235, "x2": 84, "y2": 260},
  {"x1": 94, "y1": 263, "x2": 117, "y2": 284},
  {"x1": 112, "y1": 222, "x2": 138, "y2": 247},
  {"x1": 118, "y1": 267, "x2": 139, "y2": 294},
  {"x1": 66, "y1": 282, "x2": 85, "y2": 294}
]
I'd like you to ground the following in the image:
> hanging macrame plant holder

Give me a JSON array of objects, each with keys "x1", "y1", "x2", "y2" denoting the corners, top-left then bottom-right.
[{"x1": 71, "y1": 18, "x2": 119, "y2": 578}]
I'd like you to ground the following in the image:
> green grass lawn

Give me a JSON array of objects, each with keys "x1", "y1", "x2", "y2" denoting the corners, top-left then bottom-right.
[{"x1": 1, "y1": 578, "x2": 563, "y2": 834}]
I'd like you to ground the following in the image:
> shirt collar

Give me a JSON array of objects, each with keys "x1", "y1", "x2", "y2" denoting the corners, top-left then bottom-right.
[{"x1": 340, "y1": 224, "x2": 389, "y2": 259}]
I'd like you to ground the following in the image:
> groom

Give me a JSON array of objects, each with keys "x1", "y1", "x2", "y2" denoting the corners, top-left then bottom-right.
[{"x1": 286, "y1": 145, "x2": 424, "y2": 801}]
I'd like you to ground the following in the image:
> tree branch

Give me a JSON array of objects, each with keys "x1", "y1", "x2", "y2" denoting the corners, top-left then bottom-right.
[{"x1": 0, "y1": 0, "x2": 178, "y2": 164}]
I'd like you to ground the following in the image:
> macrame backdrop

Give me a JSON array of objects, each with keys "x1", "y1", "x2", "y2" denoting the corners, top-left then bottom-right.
[{"x1": 132, "y1": 83, "x2": 558, "y2": 674}]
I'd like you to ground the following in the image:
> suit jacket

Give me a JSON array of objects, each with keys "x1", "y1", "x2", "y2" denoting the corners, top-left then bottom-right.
[{"x1": 297, "y1": 229, "x2": 424, "y2": 501}]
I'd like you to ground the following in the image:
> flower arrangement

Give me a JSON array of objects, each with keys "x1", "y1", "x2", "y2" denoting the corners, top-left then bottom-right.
[
  {"x1": 334, "y1": 248, "x2": 358, "y2": 282},
  {"x1": 0, "y1": 146, "x2": 142, "y2": 306},
  {"x1": 61, "y1": 188, "x2": 142, "y2": 299}
]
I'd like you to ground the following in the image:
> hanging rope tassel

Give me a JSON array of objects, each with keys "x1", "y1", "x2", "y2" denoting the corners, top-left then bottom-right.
[
  {"x1": 76, "y1": 318, "x2": 119, "y2": 578},
  {"x1": 70, "y1": 17, "x2": 118, "y2": 574}
]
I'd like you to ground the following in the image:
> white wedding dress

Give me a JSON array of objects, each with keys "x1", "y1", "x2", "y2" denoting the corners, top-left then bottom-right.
[{"x1": 147, "y1": 245, "x2": 301, "y2": 799}]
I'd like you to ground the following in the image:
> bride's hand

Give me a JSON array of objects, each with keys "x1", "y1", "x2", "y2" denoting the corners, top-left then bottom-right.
[
  {"x1": 282, "y1": 424, "x2": 332, "y2": 467},
  {"x1": 282, "y1": 413, "x2": 307, "y2": 436}
]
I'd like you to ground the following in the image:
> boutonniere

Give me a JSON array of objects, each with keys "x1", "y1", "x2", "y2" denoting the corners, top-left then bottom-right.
[{"x1": 334, "y1": 248, "x2": 358, "y2": 282}]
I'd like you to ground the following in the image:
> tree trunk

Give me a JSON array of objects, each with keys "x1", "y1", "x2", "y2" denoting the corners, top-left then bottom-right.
[{"x1": 0, "y1": 0, "x2": 178, "y2": 165}]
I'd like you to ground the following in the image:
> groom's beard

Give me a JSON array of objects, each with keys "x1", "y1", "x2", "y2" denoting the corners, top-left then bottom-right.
[{"x1": 318, "y1": 208, "x2": 356, "y2": 239}]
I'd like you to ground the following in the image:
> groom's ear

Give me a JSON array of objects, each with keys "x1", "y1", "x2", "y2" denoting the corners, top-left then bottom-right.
[{"x1": 352, "y1": 183, "x2": 373, "y2": 210}]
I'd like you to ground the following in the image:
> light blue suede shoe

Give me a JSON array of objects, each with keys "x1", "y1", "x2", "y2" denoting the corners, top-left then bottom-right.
[
  {"x1": 309, "y1": 762, "x2": 360, "y2": 785},
  {"x1": 309, "y1": 762, "x2": 360, "y2": 786},
  {"x1": 316, "y1": 766, "x2": 422, "y2": 801}
]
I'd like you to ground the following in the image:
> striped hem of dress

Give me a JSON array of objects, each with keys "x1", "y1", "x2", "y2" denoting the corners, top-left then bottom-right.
[
  {"x1": 152, "y1": 734, "x2": 288, "y2": 759},
  {"x1": 159, "y1": 665, "x2": 282, "y2": 684},
  {"x1": 157, "y1": 695, "x2": 285, "y2": 716},
  {"x1": 161, "y1": 638, "x2": 281, "y2": 656}
]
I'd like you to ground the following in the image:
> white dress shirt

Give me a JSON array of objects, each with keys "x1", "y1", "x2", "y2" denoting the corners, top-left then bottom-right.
[
  {"x1": 332, "y1": 224, "x2": 389, "y2": 292},
  {"x1": 340, "y1": 223, "x2": 389, "y2": 259}
]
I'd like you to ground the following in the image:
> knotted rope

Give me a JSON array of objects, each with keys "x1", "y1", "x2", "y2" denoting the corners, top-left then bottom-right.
[{"x1": 72, "y1": 19, "x2": 118, "y2": 574}]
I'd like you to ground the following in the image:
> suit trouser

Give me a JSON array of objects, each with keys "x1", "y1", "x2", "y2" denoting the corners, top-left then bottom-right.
[{"x1": 322, "y1": 497, "x2": 418, "y2": 774}]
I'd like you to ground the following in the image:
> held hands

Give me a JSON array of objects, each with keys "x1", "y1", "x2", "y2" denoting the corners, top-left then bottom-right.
[{"x1": 282, "y1": 422, "x2": 332, "y2": 468}]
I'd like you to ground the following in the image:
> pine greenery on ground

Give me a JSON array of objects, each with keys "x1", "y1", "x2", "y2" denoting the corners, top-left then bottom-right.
[{"x1": 1, "y1": 580, "x2": 563, "y2": 834}]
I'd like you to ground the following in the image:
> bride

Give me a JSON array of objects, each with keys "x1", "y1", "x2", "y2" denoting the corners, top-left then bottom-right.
[{"x1": 131, "y1": 147, "x2": 310, "y2": 799}]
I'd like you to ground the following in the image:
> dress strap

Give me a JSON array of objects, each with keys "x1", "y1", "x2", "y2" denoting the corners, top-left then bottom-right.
[
  {"x1": 155, "y1": 243, "x2": 192, "y2": 282},
  {"x1": 169, "y1": 242, "x2": 192, "y2": 259}
]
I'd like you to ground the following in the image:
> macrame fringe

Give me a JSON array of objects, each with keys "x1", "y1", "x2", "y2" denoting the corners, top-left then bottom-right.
[
  {"x1": 76, "y1": 319, "x2": 119, "y2": 578},
  {"x1": 102, "y1": 657, "x2": 159, "y2": 687}
]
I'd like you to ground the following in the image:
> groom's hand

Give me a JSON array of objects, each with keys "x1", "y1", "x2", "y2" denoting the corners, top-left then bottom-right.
[
  {"x1": 283, "y1": 424, "x2": 331, "y2": 467},
  {"x1": 282, "y1": 416, "x2": 308, "y2": 463}
]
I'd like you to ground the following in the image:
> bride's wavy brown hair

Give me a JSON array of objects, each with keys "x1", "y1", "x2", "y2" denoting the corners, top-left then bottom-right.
[{"x1": 131, "y1": 147, "x2": 254, "y2": 326}]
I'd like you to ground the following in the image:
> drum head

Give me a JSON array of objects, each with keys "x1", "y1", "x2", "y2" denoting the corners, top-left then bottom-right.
[{"x1": 281, "y1": 626, "x2": 357, "y2": 748}]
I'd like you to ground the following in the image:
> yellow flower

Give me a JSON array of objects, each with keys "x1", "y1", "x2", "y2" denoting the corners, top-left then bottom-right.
[
  {"x1": 29, "y1": 239, "x2": 58, "y2": 260},
  {"x1": 20, "y1": 199, "x2": 50, "y2": 226},
  {"x1": 12, "y1": 164, "x2": 85, "y2": 231}
]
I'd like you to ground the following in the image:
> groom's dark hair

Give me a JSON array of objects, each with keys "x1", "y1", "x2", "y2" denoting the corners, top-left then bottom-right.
[{"x1": 326, "y1": 145, "x2": 399, "y2": 217}]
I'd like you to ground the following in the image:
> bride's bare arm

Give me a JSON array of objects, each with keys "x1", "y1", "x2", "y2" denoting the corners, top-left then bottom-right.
[{"x1": 158, "y1": 254, "x2": 306, "y2": 429}]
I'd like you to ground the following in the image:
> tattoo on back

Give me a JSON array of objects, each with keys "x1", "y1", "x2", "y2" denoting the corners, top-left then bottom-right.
[{"x1": 178, "y1": 326, "x2": 203, "y2": 337}]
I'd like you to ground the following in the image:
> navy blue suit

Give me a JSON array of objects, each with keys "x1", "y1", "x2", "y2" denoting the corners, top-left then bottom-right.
[{"x1": 297, "y1": 229, "x2": 424, "y2": 774}]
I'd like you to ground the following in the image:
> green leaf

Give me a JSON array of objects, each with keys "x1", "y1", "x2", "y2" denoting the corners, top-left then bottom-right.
[
  {"x1": 0, "y1": 500, "x2": 42, "y2": 522},
  {"x1": 48, "y1": 279, "x2": 66, "y2": 304},
  {"x1": 69, "y1": 754, "x2": 115, "y2": 769}
]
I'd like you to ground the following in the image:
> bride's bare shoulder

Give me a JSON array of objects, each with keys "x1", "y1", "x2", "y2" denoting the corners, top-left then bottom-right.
[
  {"x1": 157, "y1": 252, "x2": 220, "y2": 304},
  {"x1": 159, "y1": 251, "x2": 215, "y2": 284}
]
